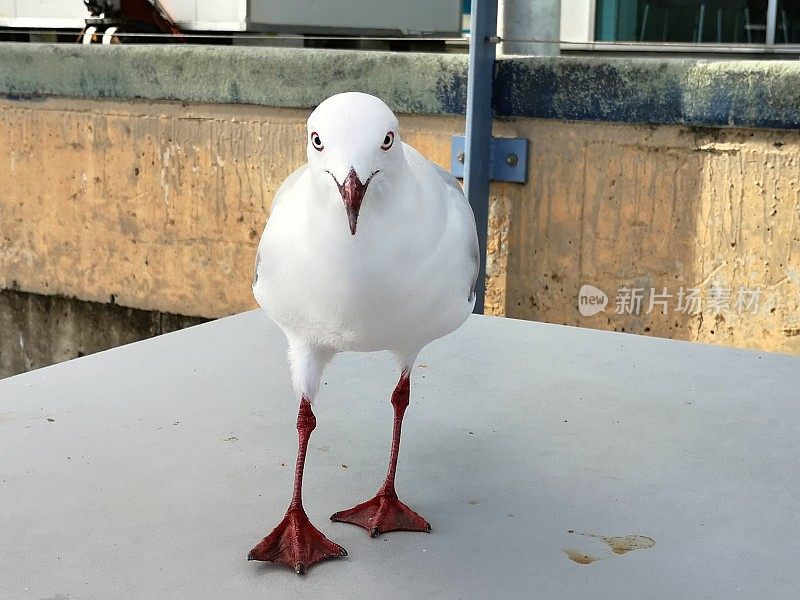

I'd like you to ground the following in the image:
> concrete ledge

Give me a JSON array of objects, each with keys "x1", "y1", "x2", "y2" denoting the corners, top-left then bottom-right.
[
  {"x1": 2, "y1": 44, "x2": 800, "y2": 128},
  {"x1": 495, "y1": 57, "x2": 800, "y2": 129},
  {"x1": 0, "y1": 43, "x2": 468, "y2": 115}
]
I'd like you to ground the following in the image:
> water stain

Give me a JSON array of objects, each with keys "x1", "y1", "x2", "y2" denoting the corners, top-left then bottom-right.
[
  {"x1": 0, "y1": 413, "x2": 13, "y2": 423},
  {"x1": 564, "y1": 531, "x2": 655, "y2": 565},
  {"x1": 602, "y1": 534, "x2": 655, "y2": 555},
  {"x1": 564, "y1": 549, "x2": 602, "y2": 565}
]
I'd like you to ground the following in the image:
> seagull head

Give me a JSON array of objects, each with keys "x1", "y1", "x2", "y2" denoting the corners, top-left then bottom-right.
[{"x1": 306, "y1": 92, "x2": 403, "y2": 235}]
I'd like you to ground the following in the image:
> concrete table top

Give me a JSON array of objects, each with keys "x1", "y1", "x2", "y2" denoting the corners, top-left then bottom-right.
[{"x1": 1, "y1": 311, "x2": 798, "y2": 599}]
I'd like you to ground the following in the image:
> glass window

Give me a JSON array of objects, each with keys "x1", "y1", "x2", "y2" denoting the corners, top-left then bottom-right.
[
  {"x1": 776, "y1": 0, "x2": 800, "y2": 42},
  {"x1": 595, "y1": 1, "x2": 769, "y2": 44}
]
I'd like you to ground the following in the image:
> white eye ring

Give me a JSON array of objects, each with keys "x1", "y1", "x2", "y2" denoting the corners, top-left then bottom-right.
[
  {"x1": 381, "y1": 131, "x2": 394, "y2": 150},
  {"x1": 310, "y1": 131, "x2": 324, "y2": 151}
]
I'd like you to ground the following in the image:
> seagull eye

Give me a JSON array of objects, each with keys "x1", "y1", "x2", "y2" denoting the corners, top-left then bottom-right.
[
  {"x1": 310, "y1": 132, "x2": 324, "y2": 151},
  {"x1": 381, "y1": 131, "x2": 394, "y2": 150}
]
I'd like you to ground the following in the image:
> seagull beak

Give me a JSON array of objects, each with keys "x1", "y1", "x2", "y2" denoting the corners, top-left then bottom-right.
[{"x1": 333, "y1": 168, "x2": 376, "y2": 236}]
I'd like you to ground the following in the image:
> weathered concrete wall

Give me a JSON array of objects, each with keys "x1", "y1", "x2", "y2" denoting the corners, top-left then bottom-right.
[
  {"x1": 492, "y1": 120, "x2": 800, "y2": 354},
  {"x1": 1, "y1": 44, "x2": 798, "y2": 381},
  {"x1": 2, "y1": 96, "x2": 799, "y2": 356},
  {"x1": 1, "y1": 98, "x2": 298, "y2": 318},
  {"x1": 0, "y1": 288, "x2": 206, "y2": 377},
  {"x1": 0, "y1": 97, "x2": 460, "y2": 318}
]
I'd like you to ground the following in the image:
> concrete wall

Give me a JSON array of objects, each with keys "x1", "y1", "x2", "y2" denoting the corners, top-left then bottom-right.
[
  {"x1": 0, "y1": 288, "x2": 206, "y2": 376},
  {"x1": 0, "y1": 97, "x2": 461, "y2": 318},
  {"x1": 2, "y1": 44, "x2": 800, "y2": 377},
  {"x1": 490, "y1": 120, "x2": 800, "y2": 354},
  {"x1": 3, "y1": 95, "x2": 799, "y2": 362}
]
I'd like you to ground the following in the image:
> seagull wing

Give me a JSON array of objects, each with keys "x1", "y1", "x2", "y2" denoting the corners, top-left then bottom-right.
[
  {"x1": 253, "y1": 163, "x2": 309, "y2": 287},
  {"x1": 428, "y1": 160, "x2": 480, "y2": 302},
  {"x1": 271, "y1": 163, "x2": 310, "y2": 211}
]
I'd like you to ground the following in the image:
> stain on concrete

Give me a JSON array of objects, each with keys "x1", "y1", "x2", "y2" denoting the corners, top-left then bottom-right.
[
  {"x1": 564, "y1": 531, "x2": 655, "y2": 565},
  {"x1": 564, "y1": 549, "x2": 602, "y2": 565},
  {"x1": 601, "y1": 534, "x2": 656, "y2": 555}
]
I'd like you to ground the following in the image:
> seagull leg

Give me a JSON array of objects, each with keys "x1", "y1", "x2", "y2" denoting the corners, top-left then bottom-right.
[
  {"x1": 331, "y1": 370, "x2": 431, "y2": 537},
  {"x1": 248, "y1": 397, "x2": 347, "y2": 574}
]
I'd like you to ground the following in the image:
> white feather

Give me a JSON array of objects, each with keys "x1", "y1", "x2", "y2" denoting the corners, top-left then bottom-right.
[{"x1": 253, "y1": 92, "x2": 478, "y2": 400}]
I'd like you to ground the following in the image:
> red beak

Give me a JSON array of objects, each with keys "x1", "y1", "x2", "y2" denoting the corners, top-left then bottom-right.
[{"x1": 333, "y1": 168, "x2": 375, "y2": 236}]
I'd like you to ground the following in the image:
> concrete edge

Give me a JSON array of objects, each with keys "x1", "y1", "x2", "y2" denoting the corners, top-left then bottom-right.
[
  {"x1": 0, "y1": 43, "x2": 468, "y2": 115},
  {"x1": 1, "y1": 43, "x2": 800, "y2": 128},
  {"x1": 495, "y1": 56, "x2": 800, "y2": 129}
]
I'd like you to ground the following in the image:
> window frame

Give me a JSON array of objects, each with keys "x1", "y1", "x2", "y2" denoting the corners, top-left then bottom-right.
[{"x1": 560, "y1": 0, "x2": 800, "y2": 53}]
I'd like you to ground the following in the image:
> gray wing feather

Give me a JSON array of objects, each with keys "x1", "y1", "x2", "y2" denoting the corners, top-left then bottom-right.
[
  {"x1": 468, "y1": 237, "x2": 479, "y2": 302},
  {"x1": 252, "y1": 250, "x2": 261, "y2": 288},
  {"x1": 430, "y1": 161, "x2": 480, "y2": 302},
  {"x1": 430, "y1": 161, "x2": 464, "y2": 196}
]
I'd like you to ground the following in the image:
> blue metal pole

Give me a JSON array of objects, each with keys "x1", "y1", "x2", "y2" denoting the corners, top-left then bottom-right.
[{"x1": 465, "y1": 0, "x2": 497, "y2": 314}]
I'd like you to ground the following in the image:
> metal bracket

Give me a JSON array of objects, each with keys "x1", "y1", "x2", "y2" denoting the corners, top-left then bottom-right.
[{"x1": 450, "y1": 135, "x2": 529, "y2": 183}]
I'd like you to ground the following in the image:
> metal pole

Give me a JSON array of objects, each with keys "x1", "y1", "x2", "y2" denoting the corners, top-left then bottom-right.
[
  {"x1": 766, "y1": 0, "x2": 778, "y2": 47},
  {"x1": 465, "y1": 0, "x2": 498, "y2": 314},
  {"x1": 498, "y1": 0, "x2": 560, "y2": 56}
]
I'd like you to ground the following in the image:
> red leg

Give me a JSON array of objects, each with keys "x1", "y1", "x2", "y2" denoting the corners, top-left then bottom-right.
[
  {"x1": 331, "y1": 370, "x2": 431, "y2": 537},
  {"x1": 249, "y1": 398, "x2": 346, "y2": 574}
]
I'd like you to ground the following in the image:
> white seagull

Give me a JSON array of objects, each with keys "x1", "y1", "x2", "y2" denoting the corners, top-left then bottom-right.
[{"x1": 248, "y1": 92, "x2": 479, "y2": 574}]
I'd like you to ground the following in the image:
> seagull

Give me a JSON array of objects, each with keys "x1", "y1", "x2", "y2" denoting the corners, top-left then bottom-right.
[{"x1": 248, "y1": 92, "x2": 479, "y2": 574}]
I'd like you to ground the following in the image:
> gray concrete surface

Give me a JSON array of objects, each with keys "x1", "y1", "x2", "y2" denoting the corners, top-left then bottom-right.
[
  {"x1": 0, "y1": 43, "x2": 468, "y2": 115},
  {"x1": 0, "y1": 311, "x2": 798, "y2": 599},
  {"x1": 2, "y1": 43, "x2": 800, "y2": 127},
  {"x1": 0, "y1": 289, "x2": 207, "y2": 379}
]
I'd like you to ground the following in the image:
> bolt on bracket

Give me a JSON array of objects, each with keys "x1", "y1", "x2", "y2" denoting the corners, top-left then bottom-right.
[{"x1": 450, "y1": 135, "x2": 528, "y2": 183}]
